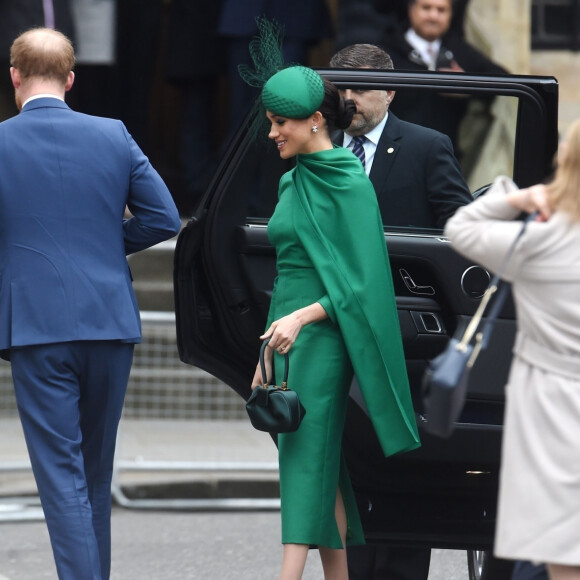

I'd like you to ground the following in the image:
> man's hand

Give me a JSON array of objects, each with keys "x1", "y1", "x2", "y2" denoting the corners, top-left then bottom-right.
[{"x1": 438, "y1": 60, "x2": 464, "y2": 73}]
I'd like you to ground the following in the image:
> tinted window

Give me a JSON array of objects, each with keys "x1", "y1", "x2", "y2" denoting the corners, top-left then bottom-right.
[
  {"x1": 242, "y1": 93, "x2": 518, "y2": 229},
  {"x1": 389, "y1": 92, "x2": 518, "y2": 191}
]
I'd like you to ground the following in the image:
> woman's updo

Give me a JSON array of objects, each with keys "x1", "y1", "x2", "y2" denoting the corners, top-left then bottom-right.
[{"x1": 319, "y1": 79, "x2": 356, "y2": 133}]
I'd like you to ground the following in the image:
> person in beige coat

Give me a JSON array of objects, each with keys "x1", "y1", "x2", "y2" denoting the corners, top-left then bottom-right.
[{"x1": 445, "y1": 117, "x2": 580, "y2": 580}]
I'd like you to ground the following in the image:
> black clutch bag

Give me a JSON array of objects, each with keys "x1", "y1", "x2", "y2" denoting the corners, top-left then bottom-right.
[
  {"x1": 246, "y1": 338, "x2": 306, "y2": 433},
  {"x1": 422, "y1": 213, "x2": 535, "y2": 438}
]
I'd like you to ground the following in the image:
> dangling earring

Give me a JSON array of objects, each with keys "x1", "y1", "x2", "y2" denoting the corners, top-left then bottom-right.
[{"x1": 312, "y1": 125, "x2": 318, "y2": 133}]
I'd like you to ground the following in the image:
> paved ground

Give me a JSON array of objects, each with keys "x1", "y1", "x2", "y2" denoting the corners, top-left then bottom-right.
[
  {"x1": 0, "y1": 417, "x2": 471, "y2": 579},
  {"x1": 0, "y1": 510, "x2": 469, "y2": 579},
  {"x1": 0, "y1": 418, "x2": 280, "y2": 504}
]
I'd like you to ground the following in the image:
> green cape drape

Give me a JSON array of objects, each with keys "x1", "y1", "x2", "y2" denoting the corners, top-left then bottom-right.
[{"x1": 281, "y1": 146, "x2": 420, "y2": 457}]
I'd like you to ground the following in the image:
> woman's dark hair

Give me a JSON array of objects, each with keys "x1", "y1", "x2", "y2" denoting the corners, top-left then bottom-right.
[{"x1": 319, "y1": 79, "x2": 356, "y2": 133}]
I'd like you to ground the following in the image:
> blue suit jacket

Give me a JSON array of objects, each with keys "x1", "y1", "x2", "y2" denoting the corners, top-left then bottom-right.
[{"x1": 0, "y1": 98, "x2": 181, "y2": 354}]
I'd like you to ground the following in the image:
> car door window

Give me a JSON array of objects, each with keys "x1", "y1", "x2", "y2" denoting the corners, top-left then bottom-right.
[
  {"x1": 243, "y1": 100, "x2": 518, "y2": 230},
  {"x1": 390, "y1": 90, "x2": 518, "y2": 188},
  {"x1": 231, "y1": 74, "x2": 555, "y2": 237}
]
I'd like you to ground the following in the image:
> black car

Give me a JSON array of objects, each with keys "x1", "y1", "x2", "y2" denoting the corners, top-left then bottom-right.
[{"x1": 174, "y1": 69, "x2": 558, "y2": 580}]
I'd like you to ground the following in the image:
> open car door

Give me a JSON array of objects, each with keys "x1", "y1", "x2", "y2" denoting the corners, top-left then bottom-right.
[{"x1": 174, "y1": 69, "x2": 558, "y2": 551}]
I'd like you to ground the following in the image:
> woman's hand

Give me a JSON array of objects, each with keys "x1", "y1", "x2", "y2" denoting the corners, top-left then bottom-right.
[
  {"x1": 507, "y1": 184, "x2": 552, "y2": 221},
  {"x1": 261, "y1": 302, "x2": 328, "y2": 355}
]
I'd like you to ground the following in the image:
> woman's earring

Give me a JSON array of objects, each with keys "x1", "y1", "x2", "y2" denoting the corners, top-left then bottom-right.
[{"x1": 312, "y1": 125, "x2": 318, "y2": 133}]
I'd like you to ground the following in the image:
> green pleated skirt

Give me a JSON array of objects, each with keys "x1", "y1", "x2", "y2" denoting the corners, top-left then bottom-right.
[{"x1": 270, "y1": 268, "x2": 365, "y2": 549}]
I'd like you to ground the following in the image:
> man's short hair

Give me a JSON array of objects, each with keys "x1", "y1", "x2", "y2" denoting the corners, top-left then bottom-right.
[
  {"x1": 330, "y1": 44, "x2": 394, "y2": 71},
  {"x1": 10, "y1": 28, "x2": 75, "y2": 85}
]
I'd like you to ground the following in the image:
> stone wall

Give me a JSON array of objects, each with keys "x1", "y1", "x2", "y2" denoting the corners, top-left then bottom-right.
[
  {"x1": 531, "y1": 51, "x2": 580, "y2": 135},
  {"x1": 469, "y1": 0, "x2": 577, "y2": 136},
  {"x1": 467, "y1": 0, "x2": 531, "y2": 74}
]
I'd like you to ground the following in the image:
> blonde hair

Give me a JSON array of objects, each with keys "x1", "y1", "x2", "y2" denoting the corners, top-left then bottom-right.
[
  {"x1": 546, "y1": 118, "x2": 580, "y2": 221},
  {"x1": 10, "y1": 28, "x2": 75, "y2": 85}
]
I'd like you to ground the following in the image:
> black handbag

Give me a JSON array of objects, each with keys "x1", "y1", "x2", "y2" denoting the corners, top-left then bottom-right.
[
  {"x1": 422, "y1": 213, "x2": 535, "y2": 438},
  {"x1": 245, "y1": 338, "x2": 306, "y2": 433}
]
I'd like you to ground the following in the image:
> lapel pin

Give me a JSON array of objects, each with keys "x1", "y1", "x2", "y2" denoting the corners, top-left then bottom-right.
[{"x1": 387, "y1": 147, "x2": 394, "y2": 154}]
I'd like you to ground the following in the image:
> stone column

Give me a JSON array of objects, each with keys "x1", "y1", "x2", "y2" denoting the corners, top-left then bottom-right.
[
  {"x1": 461, "y1": 0, "x2": 532, "y2": 189},
  {"x1": 465, "y1": 0, "x2": 531, "y2": 75}
]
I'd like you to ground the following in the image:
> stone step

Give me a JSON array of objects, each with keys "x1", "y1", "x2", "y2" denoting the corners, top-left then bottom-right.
[{"x1": 128, "y1": 238, "x2": 177, "y2": 312}]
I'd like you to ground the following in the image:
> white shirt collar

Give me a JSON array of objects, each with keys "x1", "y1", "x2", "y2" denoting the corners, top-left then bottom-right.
[
  {"x1": 343, "y1": 111, "x2": 389, "y2": 176},
  {"x1": 363, "y1": 112, "x2": 388, "y2": 148},
  {"x1": 22, "y1": 93, "x2": 65, "y2": 108},
  {"x1": 405, "y1": 28, "x2": 441, "y2": 70}
]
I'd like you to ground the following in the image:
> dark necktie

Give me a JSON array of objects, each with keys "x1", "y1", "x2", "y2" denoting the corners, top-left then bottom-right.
[
  {"x1": 351, "y1": 136, "x2": 366, "y2": 169},
  {"x1": 427, "y1": 44, "x2": 436, "y2": 69}
]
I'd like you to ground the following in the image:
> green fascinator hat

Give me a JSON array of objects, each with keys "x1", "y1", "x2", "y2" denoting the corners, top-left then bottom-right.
[
  {"x1": 237, "y1": 18, "x2": 325, "y2": 136},
  {"x1": 262, "y1": 66, "x2": 325, "y2": 119}
]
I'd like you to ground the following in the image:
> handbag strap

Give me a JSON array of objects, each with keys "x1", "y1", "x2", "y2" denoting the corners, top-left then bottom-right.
[
  {"x1": 260, "y1": 338, "x2": 289, "y2": 388},
  {"x1": 457, "y1": 211, "x2": 537, "y2": 360}
]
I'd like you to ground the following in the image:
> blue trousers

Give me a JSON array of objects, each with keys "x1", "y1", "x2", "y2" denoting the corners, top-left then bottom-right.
[
  {"x1": 512, "y1": 561, "x2": 549, "y2": 580},
  {"x1": 11, "y1": 341, "x2": 134, "y2": 580}
]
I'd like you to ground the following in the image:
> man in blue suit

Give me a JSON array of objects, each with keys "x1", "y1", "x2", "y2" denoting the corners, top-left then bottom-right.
[{"x1": 0, "y1": 28, "x2": 181, "y2": 579}]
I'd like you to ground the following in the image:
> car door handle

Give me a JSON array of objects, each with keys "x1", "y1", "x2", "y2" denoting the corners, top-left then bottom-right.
[
  {"x1": 399, "y1": 269, "x2": 435, "y2": 296},
  {"x1": 410, "y1": 311, "x2": 444, "y2": 334}
]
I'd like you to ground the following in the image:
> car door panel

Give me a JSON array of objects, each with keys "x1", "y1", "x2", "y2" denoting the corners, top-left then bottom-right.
[{"x1": 234, "y1": 222, "x2": 515, "y2": 402}]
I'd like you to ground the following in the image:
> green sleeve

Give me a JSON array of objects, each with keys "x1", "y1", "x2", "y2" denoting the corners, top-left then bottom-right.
[{"x1": 317, "y1": 295, "x2": 336, "y2": 323}]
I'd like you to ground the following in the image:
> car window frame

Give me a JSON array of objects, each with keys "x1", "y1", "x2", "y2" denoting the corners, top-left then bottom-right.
[
  {"x1": 318, "y1": 68, "x2": 558, "y2": 189},
  {"x1": 195, "y1": 69, "x2": 558, "y2": 240}
]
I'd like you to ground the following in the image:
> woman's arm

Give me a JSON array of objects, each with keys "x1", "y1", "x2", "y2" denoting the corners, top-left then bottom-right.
[
  {"x1": 261, "y1": 302, "x2": 328, "y2": 352},
  {"x1": 250, "y1": 302, "x2": 329, "y2": 390},
  {"x1": 505, "y1": 184, "x2": 552, "y2": 219},
  {"x1": 444, "y1": 177, "x2": 549, "y2": 278}
]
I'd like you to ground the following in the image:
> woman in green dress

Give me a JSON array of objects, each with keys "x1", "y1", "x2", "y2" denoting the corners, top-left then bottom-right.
[{"x1": 249, "y1": 65, "x2": 420, "y2": 580}]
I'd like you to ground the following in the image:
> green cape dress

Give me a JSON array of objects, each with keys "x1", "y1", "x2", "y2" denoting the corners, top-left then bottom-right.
[{"x1": 267, "y1": 146, "x2": 420, "y2": 549}]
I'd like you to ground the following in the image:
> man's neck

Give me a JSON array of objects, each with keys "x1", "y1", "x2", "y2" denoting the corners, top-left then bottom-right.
[
  {"x1": 19, "y1": 79, "x2": 66, "y2": 105},
  {"x1": 22, "y1": 93, "x2": 64, "y2": 108}
]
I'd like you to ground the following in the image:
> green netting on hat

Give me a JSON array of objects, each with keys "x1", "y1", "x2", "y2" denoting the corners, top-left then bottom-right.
[
  {"x1": 238, "y1": 17, "x2": 285, "y2": 89},
  {"x1": 262, "y1": 66, "x2": 324, "y2": 118}
]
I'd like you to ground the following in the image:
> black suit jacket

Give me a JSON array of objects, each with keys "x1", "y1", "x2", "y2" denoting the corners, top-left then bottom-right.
[
  {"x1": 0, "y1": 0, "x2": 75, "y2": 56},
  {"x1": 381, "y1": 31, "x2": 508, "y2": 153},
  {"x1": 382, "y1": 29, "x2": 507, "y2": 77},
  {"x1": 337, "y1": 113, "x2": 472, "y2": 229},
  {"x1": 165, "y1": 0, "x2": 225, "y2": 81},
  {"x1": 218, "y1": 0, "x2": 332, "y2": 40}
]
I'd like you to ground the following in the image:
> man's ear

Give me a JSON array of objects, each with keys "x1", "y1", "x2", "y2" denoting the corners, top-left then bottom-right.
[
  {"x1": 65, "y1": 71, "x2": 75, "y2": 92},
  {"x1": 386, "y1": 90, "x2": 396, "y2": 105},
  {"x1": 10, "y1": 67, "x2": 21, "y2": 89}
]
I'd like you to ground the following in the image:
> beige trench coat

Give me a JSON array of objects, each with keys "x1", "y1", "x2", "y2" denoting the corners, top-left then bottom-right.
[{"x1": 445, "y1": 176, "x2": 580, "y2": 565}]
